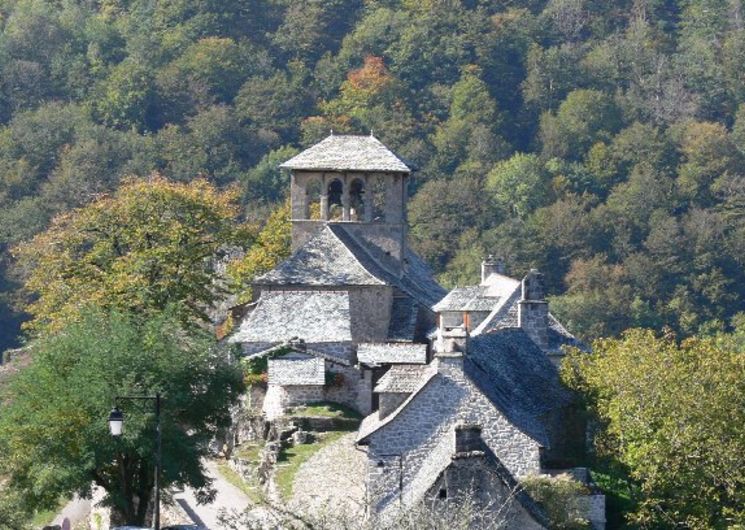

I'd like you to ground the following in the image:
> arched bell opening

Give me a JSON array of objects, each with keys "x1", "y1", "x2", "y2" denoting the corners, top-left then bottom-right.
[
  {"x1": 349, "y1": 178, "x2": 367, "y2": 222},
  {"x1": 305, "y1": 179, "x2": 322, "y2": 220},
  {"x1": 327, "y1": 179, "x2": 343, "y2": 221}
]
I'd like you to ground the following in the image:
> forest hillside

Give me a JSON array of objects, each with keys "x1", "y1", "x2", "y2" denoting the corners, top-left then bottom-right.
[{"x1": 2, "y1": 0, "x2": 745, "y2": 350}]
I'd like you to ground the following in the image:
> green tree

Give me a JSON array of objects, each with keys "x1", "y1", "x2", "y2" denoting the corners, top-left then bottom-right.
[
  {"x1": 0, "y1": 309, "x2": 244, "y2": 526},
  {"x1": 14, "y1": 176, "x2": 247, "y2": 332},
  {"x1": 486, "y1": 153, "x2": 549, "y2": 218},
  {"x1": 562, "y1": 326, "x2": 745, "y2": 528}
]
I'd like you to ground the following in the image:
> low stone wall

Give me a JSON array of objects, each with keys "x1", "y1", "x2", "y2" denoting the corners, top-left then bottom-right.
[{"x1": 262, "y1": 362, "x2": 373, "y2": 419}]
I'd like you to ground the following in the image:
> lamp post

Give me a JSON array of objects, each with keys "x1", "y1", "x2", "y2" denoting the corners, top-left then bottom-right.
[{"x1": 108, "y1": 393, "x2": 162, "y2": 530}]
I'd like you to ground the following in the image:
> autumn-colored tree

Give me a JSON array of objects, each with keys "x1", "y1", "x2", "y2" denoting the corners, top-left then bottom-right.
[
  {"x1": 227, "y1": 201, "x2": 291, "y2": 303},
  {"x1": 562, "y1": 326, "x2": 745, "y2": 529},
  {"x1": 14, "y1": 175, "x2": 247, "y2": 332}
]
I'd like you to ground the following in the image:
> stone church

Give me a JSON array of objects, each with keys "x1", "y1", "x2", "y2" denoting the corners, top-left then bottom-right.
[{"x1": 229, "y1": 134, "x2": 605, "y2": 529}]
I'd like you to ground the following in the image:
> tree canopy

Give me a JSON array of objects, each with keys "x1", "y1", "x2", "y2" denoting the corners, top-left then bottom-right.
[
  {"x1": 562, "y1": 326, "x2": 745, "y2": 529},
  {"x1": 0, "y1": 308, "x2": 244, "y2": 525},
  {"x1": 0, "y1": 1, "x2": 743, "y2": 343},
  {"x1": 13, "y1": 176, "x2": 248, "y2": 332}
]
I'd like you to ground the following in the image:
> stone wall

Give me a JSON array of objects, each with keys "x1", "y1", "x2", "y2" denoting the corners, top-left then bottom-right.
[
  {"x1": 262, "y1": 362, "x2": 373, "y2": 419},
  {"x1": 424, "y1": 456, "x2": 547, "y2": 530},
  {"x1": 364, "y1": 355, "x2": 541, "y2": 514}
]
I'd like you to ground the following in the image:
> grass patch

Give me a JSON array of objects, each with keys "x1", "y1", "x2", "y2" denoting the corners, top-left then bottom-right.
[
  {"x1": 287, "y1": 401, "x2": 362, "y2": 419},
  {"x1": 216, "y1": 461, "x2": 264, "y2": 504},
  {"x1": 234, "y1": 442, "x2": 262, "y2": 463},
  {"x1": 274, "y1": 430, "x2": 351, "y2": 500}
]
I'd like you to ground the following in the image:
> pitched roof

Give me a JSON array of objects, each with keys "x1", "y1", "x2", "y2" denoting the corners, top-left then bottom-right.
[
  {"x1": 255, "y1": 226, "x2": 386, "y2": 287},
  {"x1": 255, "y1": 224, "x2": 446, "y2": 309},
  {"x1": 374, "y1": 364, "x2": 433, "y2": 392},
  {"x1": 464, "y1": 329, "x2": 574, "y2": 444},
  {"x1": 279, "y1": 134, "x2": 411, "y2": 173},
  {"x1": 432, "y1": 285, "x2": 498, "y2": 312},
  {"x1": 358, "y1": 328, "x2": 573, "y2": 446},
  {"x1": 268, "y1": 353, "x2": 325, "y2": 386},
  {"x1": 229, "y1": 290, "x2": 352, "y2": 343},
  {"x1": 358, "y1": 343, "x2": 428, "y2": 366}
]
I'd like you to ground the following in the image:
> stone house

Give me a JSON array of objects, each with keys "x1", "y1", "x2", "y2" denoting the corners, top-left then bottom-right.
[{"x1": 229, "y1": 134, "x2": 604, "y2": 528}]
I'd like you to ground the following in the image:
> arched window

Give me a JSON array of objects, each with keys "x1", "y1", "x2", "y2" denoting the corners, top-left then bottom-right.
[
  {"x1": 349, "y1": 178, "x2": 366, "y2": 221},
  {"x1": 305, "y1": 179, "x2": 322, "y2": 220},
  {"x1": 368, "y1": 174, "x2": 387, "y2": 222},
  {"x1": 327, "y1": 179, "x2": 343, "y2": 220}
]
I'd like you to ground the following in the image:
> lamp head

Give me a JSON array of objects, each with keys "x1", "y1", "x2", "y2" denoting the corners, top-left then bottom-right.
[{"x1": 108, "y1": 407, "x2": 124, "y2": 436}]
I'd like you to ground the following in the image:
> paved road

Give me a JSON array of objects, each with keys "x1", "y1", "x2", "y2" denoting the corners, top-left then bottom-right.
[
  {"x1": 173, "y1": 459, "x2": 253, "y2": 529},
  {"x1": 52, "y1": 495, "x2": 91, "y2": 528}
]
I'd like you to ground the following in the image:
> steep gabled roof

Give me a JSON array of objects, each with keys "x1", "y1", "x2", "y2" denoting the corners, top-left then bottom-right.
[
  {"x1": 433, "y1": 285, "x2": 498, "y2": 312},
  {"x1": 280, "y1": 134, "x2": 411, "y2": 173},
  {"x1": 374, "y1": 364, "x2": 432, "y2": 392},
  {"x1": 229, "y1": 290, "x2": 352, "y2": 343},
  {"x1": 255, "y1": 224, "x2": 446, "y2": 309},
  {"x1": 255, "y1": 226, "x2": 386, "y2": 287},
  {"x1": 465, "y1": 329, "x2": 573, "y2": 434},
  {"x1": 358, "y1": 328, "x2": 573, "y2": 446}
]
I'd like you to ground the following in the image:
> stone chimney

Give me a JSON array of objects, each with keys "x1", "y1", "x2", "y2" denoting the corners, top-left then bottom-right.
[
  {"x1": 481, "y1": 255, "x2": 505, "y2": 282},
  {"x1": 434, "y1": 325, "x2": 467, "y2": 378},
  {"x1": 518, "y1": 269, "x2": 549, "y2": 350}
]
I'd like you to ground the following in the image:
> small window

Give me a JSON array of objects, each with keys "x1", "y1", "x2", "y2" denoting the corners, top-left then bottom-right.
[
  {"x1": 455, "y1": 425, "x2": 482, "y2": 453},
  {"x1": 438, "y1": 488, "x2": 447, "y2": 500},
  {"x1": 328, "y1": 179, "x2": 343, "y2": 220}
]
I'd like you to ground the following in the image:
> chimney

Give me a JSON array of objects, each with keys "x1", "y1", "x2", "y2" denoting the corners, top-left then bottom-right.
[
  {"x1": 481, "y1": 255, "x2": 505, "y2": 282},
  {"x1": 518, "y1": 269, "x2": 549, "y2": 350},
  {"x1": 434, "y1": 325, "x2": 467, "y2": 378}
]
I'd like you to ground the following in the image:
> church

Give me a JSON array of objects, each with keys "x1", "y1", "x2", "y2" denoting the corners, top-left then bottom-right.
[{"x1": 229, "y1": 133, "x2": 605, "y2": 529}]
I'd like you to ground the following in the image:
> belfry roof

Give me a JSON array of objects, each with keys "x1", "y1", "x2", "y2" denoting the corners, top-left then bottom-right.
[{"x1": 279, "y1": 134, "x2": 411, "y2": 173}]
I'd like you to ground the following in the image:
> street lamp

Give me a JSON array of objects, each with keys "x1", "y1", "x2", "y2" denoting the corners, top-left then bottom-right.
[{"x1": 108, "y1": 394, "x2": 162, "y2": 530}]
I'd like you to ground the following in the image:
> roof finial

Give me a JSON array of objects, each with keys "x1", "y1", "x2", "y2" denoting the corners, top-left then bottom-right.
[{"x1": 330, "y1": 129, "x2": 334, "y2": 136}]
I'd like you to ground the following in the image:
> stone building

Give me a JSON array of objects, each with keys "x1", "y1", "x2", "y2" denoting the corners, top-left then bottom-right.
[{"x1": 229, "y1": 134, "x2": 604, "y2": 529}]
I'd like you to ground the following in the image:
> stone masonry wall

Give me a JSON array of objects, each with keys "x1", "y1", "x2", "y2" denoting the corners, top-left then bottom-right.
[
  {"x1": 262, "y1": 362, "x2": 373, "y2": 419},
  {"x1": 365, "y1": 355, "x2": 541, "y2": 514}
]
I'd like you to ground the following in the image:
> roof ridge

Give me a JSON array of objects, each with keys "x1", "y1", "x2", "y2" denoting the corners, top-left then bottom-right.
[{"x1": 325, "y1": 225, "x2": 388, "y2": 285}]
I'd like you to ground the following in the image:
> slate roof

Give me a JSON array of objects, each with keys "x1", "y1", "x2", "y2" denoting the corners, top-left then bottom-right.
[
  {"x1": 374, "y1": 364, "x2": 433, "y2": 393},
  {"x1": 464, "y1": 329, "x2": 574, "y2": 444},
  {"x1": 359, "y1": 328, "x2": 573, "y2": 446},
  {"x1": 358, "y1": 343, "x2": 428, "y2": 365},
  {"x1": 279, "y1": 134, "x2": 411, "y2": 173},
  {"x1": 229, "y1": 290, "x2": 352, "y2": 343},
  {"x1": 387, "y1": 296, "x2": 419, "y2": 341},
  {"x1": 255, "y1": 226, "x2": 385, "y2": 287},
  {"x1": 432, "y1": 285, "x2": 498, "y2": 312},
  {"x1": 439, "y1": 445, "x2": 550, "y2": 529},
  {"x1": 255, "y1": 224, "x2": 446, "y2": 309},
  {"x1": 268, "y1": 353, "x2": 325, "y2": 386}
]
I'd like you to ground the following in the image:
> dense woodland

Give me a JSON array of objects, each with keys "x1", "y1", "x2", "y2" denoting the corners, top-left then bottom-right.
[{"x1": 2, "y1": 0, "x2": 745, "y2": 350}]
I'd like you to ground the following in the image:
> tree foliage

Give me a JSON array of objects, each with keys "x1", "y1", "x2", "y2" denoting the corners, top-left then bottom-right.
[
  {"x1": 0, "y1": 309, "x2": 244, "y2": 526},
  {"x1": 561, "y1": 326, "x2": 745, "y2": 529},
  {"x1": 14, "y1": 176, "x2": 246, "y2": 332}
]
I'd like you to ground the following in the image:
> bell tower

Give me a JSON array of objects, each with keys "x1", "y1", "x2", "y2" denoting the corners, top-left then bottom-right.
[{"x1": 280, "y1": 133, "x2": 411, "y2": 266}]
